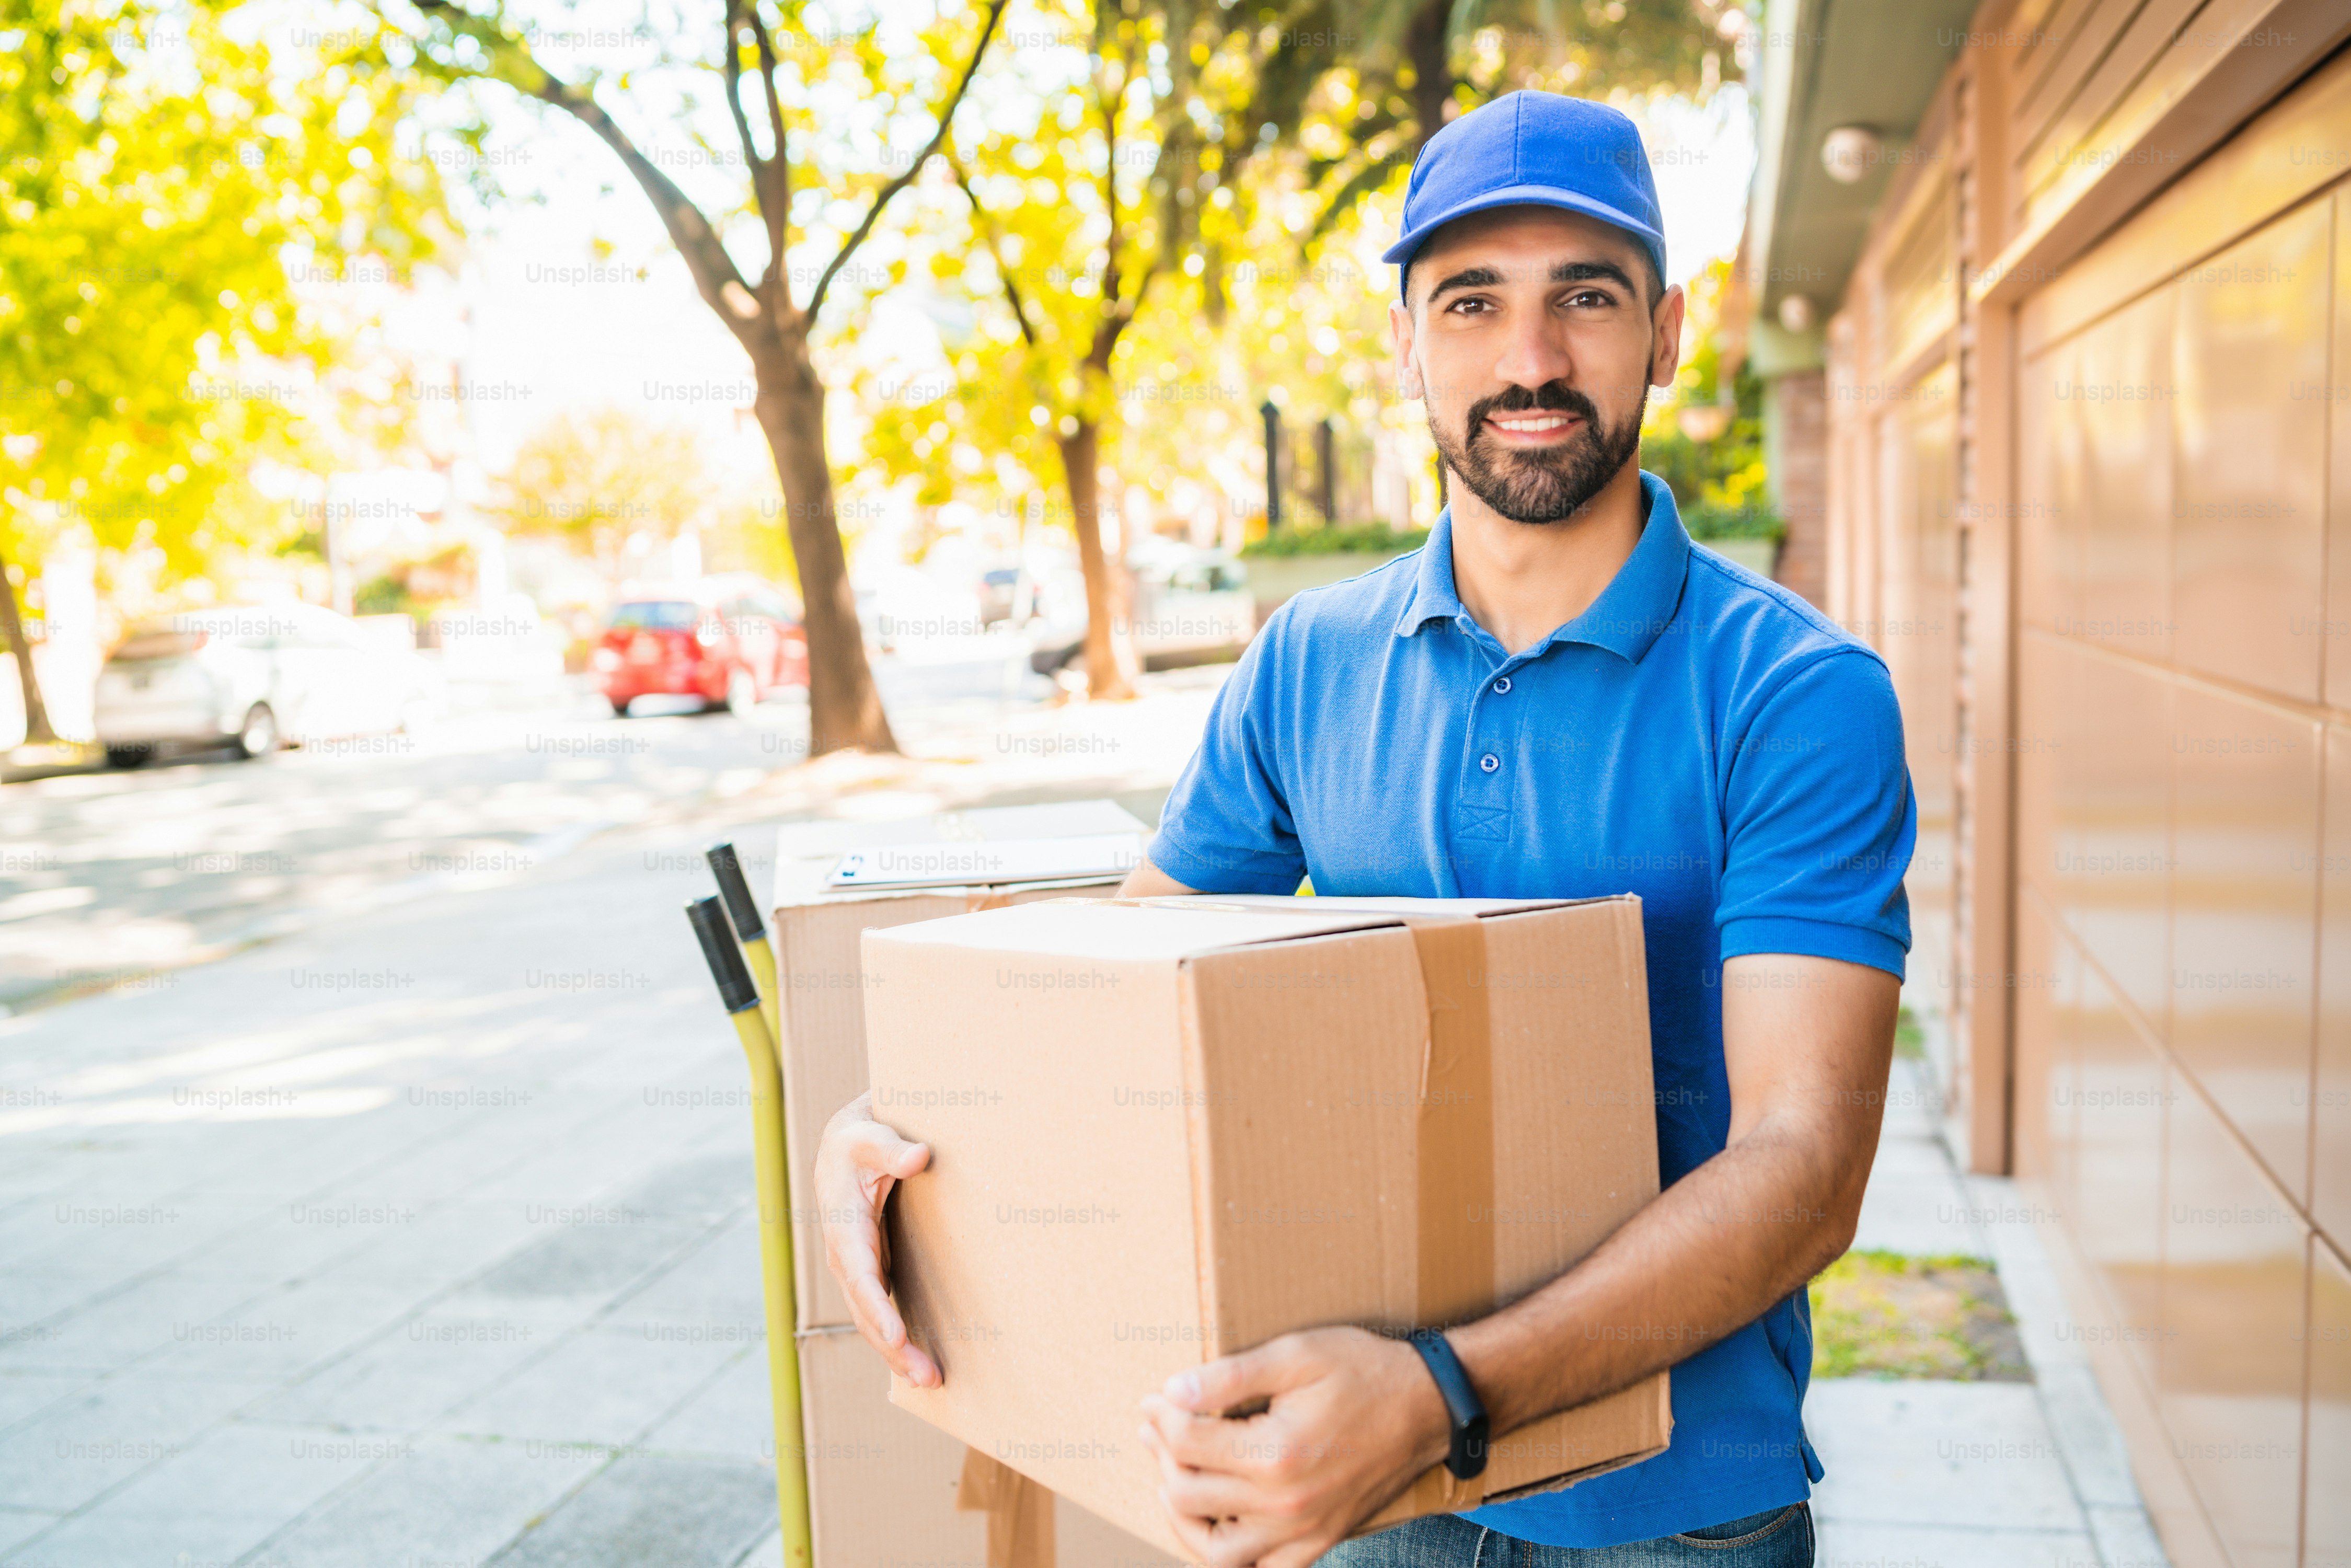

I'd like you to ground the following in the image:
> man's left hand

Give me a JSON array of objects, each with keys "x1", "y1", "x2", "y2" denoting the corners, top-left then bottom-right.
[{"x1": 1137, "y1": 1326, "x2": 1452, "y2": 1568}]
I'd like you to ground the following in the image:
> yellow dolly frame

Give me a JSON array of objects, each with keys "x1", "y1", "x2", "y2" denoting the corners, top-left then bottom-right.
[{"x1": 687, "y1": 843, "x2": 809, "y2": 1568}]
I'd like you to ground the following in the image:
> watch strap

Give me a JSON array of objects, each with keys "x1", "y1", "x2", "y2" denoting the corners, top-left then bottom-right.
[{"x1": 1407, "y1": 1329, "x2": 1491, "y2": 1480}]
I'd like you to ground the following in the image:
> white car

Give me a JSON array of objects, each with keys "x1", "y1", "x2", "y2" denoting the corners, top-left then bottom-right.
[
  {"x1": 94, "y1": 604, "x2": 444, "y2": 767},
  {"x1": 1028, "y1": 545, "x2": 1254, "y2": 676}
]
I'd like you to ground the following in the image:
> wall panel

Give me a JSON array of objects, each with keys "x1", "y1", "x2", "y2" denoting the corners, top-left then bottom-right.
[
  {"x1": 2158, "y1": 1082, "x2": 2309, "y2": 1568},
  {"x1": 2070, "y1": 286, "x2": 2174, "y2": 661},
  {"x1": 2172, "y1": 202, "x2": 2330, "y2": 703},
  {"x1": 2317, "y1": 725, "x2": 2351, "y2": 1251},
  {"x1": 2306, "y1": 1241, "x2": 2351, "y2": 1568},
  {"x1": 2074, "y1": 953, "x2": 2170, "y2": 1388},
  {"x1": 2167, "y1": 686, "x2": 2320, "y2": 1202},
  {"x1": 2055, "y1": 649, "x2": 2171, "y2": 1027}
]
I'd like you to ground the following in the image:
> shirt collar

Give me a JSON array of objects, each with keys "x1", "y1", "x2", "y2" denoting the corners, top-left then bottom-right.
[{"x1": 1392, "y1": 469, "x2": 1691, "y2": 664}]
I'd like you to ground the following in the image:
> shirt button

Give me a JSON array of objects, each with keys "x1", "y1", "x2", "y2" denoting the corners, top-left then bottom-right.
[
  {"x1": 1493, "y1": 676, "x2": 1512, "y2": 694},
  {"x1": 1480, "y1": 754, "x2": 1500, "y2": 774}
]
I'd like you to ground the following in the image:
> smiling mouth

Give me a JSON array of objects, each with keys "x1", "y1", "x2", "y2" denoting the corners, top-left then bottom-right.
[{"x1": 1483, "y1": 411, "x2": 1582, "y2": 439}]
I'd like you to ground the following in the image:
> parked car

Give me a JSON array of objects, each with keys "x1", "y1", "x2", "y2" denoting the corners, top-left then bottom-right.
[
  {"x1": 592, "y1": 577, "x2": 806, "y2": 717},
  {"x1": 977, "y1": 566, "x2": 1043, "y2": 627},
  {"x1": 94, "y1": 603, "x2": 445, "y2": 767},
  {"x1": 1028, "y1": 545, "x2": 1253, "y2": 676}
]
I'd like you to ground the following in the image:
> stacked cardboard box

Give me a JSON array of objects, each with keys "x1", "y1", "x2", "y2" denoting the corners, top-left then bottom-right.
[
  {"x1": 766, "y1": 802, "x2": 1187, "y2": 1567},
  {"x1": 863, "y1": 893, "x2": 1672, "y2": 1558}
]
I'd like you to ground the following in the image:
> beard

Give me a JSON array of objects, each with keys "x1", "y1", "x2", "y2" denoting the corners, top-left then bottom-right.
[{"x1": 1430, "y1": 379, "x2": 1647, "y2": 524}]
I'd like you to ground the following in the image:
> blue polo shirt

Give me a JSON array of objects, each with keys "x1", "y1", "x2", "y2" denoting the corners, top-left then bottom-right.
[{"x1": 1147, "y1": 470, "x2": 1915, "y2": 1548}]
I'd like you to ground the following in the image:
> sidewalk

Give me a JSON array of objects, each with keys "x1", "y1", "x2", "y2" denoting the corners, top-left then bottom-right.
[
  {"x1": 0, "y1": 677, "x2": 1216, "y2": 1568},
  {"x1": 0, "y1": 659, "x2": 2173, "y2": 1568},
  {"x1": 1811, "y1": 1046, "x2": 2171, "y2": 1568}
]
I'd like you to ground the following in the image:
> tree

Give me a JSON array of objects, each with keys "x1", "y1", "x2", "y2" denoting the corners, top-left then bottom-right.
[
  {"x1": 0, "y1": 0, "x2": 451, "y2": 744},
  {"x1": 489, "y1": 407, "x2": 718, "y2": 573},
  {"x1": 385, "y1": 0, "x2": 1012, "y2": 756},
  {"x1": 1136, "y1": 0, "x2": 1747, "y2": 317},
  {"x1": 1637, "y1": 254, "x2": 1771, "y2": 536},
  {"x1": 881, "y1": 0, "x2": 1171, "y2": 699}
]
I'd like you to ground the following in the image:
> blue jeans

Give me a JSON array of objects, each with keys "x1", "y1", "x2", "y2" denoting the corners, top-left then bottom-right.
[{"x1": 1316, "y1": 1504, "x2": 1813, "y2": 1566}]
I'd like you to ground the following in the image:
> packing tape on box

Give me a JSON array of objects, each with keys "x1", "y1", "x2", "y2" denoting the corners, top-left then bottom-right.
[
  {"x1": 956, "y1": 1448, "x2": 1055, "y2": 1568},
  {"x1": 1400, "y1": 916, "x2": 1496, "y2": 1513}
]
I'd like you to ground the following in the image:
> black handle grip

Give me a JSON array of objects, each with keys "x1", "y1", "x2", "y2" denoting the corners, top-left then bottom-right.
[
  {"x1": 706, "y1": 842, "x2": 766, "y2": 943},
  {"x1": 687, "y1": 896, "x2": 760, "y2": 1014}
]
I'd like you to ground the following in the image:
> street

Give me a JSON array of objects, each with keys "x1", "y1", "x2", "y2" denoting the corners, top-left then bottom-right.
[
  {"x1": 0, "y1": 652, "x2": 1190, "y2": 1013},
  {"x1": 0, "y1": 663, "x2": 1218, "y2": 1567}
]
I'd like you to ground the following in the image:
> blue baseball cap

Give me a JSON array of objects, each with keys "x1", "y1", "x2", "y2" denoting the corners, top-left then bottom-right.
[{"x1": 1382, "y1": 91, "x2": 1667, "y2": 302}]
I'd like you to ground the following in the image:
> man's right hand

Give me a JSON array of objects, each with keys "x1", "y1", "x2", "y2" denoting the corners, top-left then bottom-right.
[{"x1": 815, "y1": 1091, "x2": 940, "y2": 1387}]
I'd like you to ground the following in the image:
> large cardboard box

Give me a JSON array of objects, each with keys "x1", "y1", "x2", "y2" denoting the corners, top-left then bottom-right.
[
  {"x1": 862, "y1": 894, "x2": 1672, "y2": 1555},
  {"x1": 769, "y1": 800, "x2": 1149, "y2": 1330},
  {"x1": 766, "y1": 801, "x2": 1182, "y2": 1566},
  {"x1": 799, "y1": 1328, "x2": 1182, "y2": 1567}
]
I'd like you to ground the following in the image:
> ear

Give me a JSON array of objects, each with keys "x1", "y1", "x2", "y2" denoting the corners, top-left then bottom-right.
[
  {"x1": 1649, "y1": 283, "x2": 1687, "y2": 389},
  {"x1": 1388, "y1": 297, "x2": 1424, "y2": 399}
]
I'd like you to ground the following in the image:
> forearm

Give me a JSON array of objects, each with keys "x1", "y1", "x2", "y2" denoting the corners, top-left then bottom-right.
[{"x1": 1450, "y1": 1112, "x2": 1868, "y2": 1437}]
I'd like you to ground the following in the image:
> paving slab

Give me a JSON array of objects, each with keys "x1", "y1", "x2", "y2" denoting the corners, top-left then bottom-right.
[
  {"x1": 1814, "y1": 1517, "x2": 2102, "y2": 1568},
  {"x1": 244, "y1": 1299, "x2": 586, "y2": 1434},
  {"x1": 0, "y1": 1266, "x2": 280, "y2": 1377},
  {"x1": 640, "y1": 1344, "x2": 777, "y2": 1467},
  {"x1": 0, "y1": 1518, "x2": 68, "y2": 1567},
  {"x1": 0, "y1": 1371, "x2": 93, "y2": 1435},
  {"x1": 1849, "y1": 1134, "x2": 1983, "y2": 1258},
  {"x1": 443, "y1": 1322, "x2": 752, "y2": 1449},
  {"x1": 495, "y1": 1449, "x2": 777, "y2": 1568},
  {"x1": 618, "y1": 1214, "x2": 765, "y2": 1332},
  {"x1": 1809, "y1": 1379, "x2": 2088, "y2": 1533},
  {"x1": 4, "y1": 1419, "x2": 385, "y2": 1568},
  {"x1": 236, "y1": 1431, "x2": 607, "y2": 1568},
  {"x1": 0, "y1": 1373, "x2": 261, "y2": 1517}
]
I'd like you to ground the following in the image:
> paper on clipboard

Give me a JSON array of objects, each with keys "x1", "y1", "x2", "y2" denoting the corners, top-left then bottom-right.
[{"x1": 823, "y1": 831, "x2": 1145, "y2": 892}]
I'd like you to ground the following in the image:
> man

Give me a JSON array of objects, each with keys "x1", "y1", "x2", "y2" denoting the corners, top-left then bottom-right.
[{"x1": 817, "y1": 91, "x2": 1913, "y2": 1567}]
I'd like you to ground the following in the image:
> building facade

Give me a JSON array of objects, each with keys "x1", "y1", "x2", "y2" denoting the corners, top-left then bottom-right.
[{"x1": 1747, "y1": 3, "x2": 2351, "y2": 1565}]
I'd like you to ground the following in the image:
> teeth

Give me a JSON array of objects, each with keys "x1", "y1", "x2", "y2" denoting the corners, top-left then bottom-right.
[{"x1": 1491, "y1": 414, "x2": 1570, "y2": 431}]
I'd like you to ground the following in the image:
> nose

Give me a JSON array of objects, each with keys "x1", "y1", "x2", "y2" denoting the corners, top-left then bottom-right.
[{"x1": 1488, "y1": 308, "x2": 1575, "y2": 400}]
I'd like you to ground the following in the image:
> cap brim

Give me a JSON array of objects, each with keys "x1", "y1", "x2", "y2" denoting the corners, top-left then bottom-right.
[{"x1": 1380, "y1": 184, "x2": 1665, "y2": 272}]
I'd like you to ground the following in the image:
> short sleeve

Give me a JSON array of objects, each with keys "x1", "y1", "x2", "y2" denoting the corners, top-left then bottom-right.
[
  {"x1": 1145, "y1": 621, "x2": 1310, "y2": 894},
  {"x1": 1715, "y1": 650, "x2": 1915, "y2": 978}
]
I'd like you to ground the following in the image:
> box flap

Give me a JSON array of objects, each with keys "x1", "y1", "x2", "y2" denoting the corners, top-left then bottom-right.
[
  {"x1": 861, "y1": 895, "x2": 1420, "y2": 964},
  {"x1": 1214, "y1": 892, "x2": 1633, "y2": 919}
]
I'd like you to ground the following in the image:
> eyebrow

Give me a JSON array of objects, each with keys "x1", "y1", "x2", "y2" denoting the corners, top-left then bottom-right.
[
  {"x1": 1424, "y1": 265, "x2": 1504, "y2": 304},
  {"x1": 1425, "y1": 258, "x2": 1638, "y2": 305},
  {"x1": 1550, "y1": 259, "x2": 1638, "y2": 295}
]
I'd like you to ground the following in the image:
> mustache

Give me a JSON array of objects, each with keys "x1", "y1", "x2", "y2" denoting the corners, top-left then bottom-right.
[{"x1": 1463, "y1": 382, "x2": 1601, "y2": 441}]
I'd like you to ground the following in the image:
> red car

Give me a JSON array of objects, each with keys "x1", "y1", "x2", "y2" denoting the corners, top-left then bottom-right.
[{"x1": 593, "y1": 579, "x2": 807, "y2": 717}]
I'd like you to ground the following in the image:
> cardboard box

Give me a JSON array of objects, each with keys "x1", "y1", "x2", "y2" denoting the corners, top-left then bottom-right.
[
  {"x1": 862, "y1": 894, "x2": 1672, "y2": 1555},
  {"x1": 769, "y1": 800, "x2": 1150, "y2": 1331},
  {"x1": 767, "y1": 802, "x2": 1179, "y2": 1568},
  {"x1": 799, "y1": 1327, "x2": 1184, "y2": 1568}
]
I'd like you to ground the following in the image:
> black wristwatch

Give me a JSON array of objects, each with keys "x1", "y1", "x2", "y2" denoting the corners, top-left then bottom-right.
[{"x1": 1407, "y1": 1329, "x2": 1490, "y2": 1480}]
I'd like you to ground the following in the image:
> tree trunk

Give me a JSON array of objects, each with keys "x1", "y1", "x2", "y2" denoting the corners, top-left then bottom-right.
[
  {"x1": 1054, "y1": 422, "x2": 1136, "y2": 701},
  {"x1": 750, "y1": 330, "x2": 897, "y2": 756},
  {"x1": 0, "y1": 554, "x2": 55, "y2": 748},
  {"x1": 1403, "y1": 0, "x2": 1456, "y2": 140}
]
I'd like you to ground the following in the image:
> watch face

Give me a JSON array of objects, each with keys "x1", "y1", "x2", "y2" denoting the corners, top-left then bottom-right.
[{"x1": 1457, "y1": 1415, "x2": 1492, "y2": 1480}]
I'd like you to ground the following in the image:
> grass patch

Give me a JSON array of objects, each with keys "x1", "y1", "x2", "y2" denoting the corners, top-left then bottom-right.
[
  {"x1": 1810, "y1": 1250, "x2": 2030, "y2": 1382},
  {"x1": 1241, "y1": 521, "x2": 1430, "y2": 558},
  {"x1": 1893, "y1": 1006, "x2": 1926, "y2": 1060}
]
